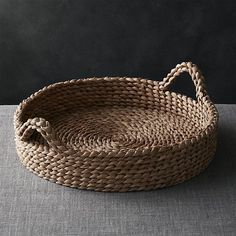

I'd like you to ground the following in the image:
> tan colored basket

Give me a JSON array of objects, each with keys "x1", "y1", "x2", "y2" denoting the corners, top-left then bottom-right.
[{"x1": 14, "y1": 62, "x2": 218, "y2": 192}]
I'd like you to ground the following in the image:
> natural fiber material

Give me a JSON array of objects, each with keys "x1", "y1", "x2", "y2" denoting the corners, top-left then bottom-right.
[{"x1": 14, "y1": 62, "x2": 218, "y2": 192}]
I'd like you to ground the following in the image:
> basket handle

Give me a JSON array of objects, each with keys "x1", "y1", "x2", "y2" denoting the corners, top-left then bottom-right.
[
  {"x1": 18, "y1": 117, "x2": 67, "y2": 152},
  {"x1": 159, "y1": 62, "x2": 210, "y2": 103}
]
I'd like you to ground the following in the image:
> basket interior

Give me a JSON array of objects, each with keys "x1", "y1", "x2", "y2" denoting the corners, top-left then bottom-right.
[{"x1": 19, "y1": 79, "x2": 213, "y2": 151}]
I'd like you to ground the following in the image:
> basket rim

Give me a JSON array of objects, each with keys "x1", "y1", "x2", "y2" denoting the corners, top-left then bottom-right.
[{"x1": 14, "y1": 77, "x2": 219, "y2": 158}]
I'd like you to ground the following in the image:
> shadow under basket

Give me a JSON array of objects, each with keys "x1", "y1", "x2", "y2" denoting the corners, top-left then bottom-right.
[{"x1": 14, "y1": 62, "x2": 218, "y2": 192}]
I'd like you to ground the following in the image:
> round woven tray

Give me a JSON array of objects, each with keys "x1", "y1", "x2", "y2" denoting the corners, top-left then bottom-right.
[{"x1": 14, "y1": 62, "x2": 218, "y2": 192}]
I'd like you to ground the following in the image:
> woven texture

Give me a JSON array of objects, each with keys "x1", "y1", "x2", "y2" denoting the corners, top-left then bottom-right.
[{"x1": 14, "y1": 62, "x2": 218, "y2": 192}]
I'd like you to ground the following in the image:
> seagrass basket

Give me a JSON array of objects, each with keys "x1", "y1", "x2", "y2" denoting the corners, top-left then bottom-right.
[{"x1": 14, "y1": 62, "x2": 218, "y2": 192}]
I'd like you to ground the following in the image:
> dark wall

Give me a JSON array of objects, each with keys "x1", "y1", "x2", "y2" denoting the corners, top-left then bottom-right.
[{"x1": 0, "y1": 0, "x2": 236, "y2": 104}]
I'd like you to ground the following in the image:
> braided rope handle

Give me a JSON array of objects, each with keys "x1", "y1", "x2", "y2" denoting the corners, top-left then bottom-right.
[
  {"x1": 159, "y1": 62, "x2": 210, "y2": 102},
  {"x1": 17, "y1": 117, "x2": 67, "y2": 152}
]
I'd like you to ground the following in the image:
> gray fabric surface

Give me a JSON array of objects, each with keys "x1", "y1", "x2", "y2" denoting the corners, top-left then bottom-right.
[{"x1": 0, "y1": 105, "x2": 235, "y2": 236}]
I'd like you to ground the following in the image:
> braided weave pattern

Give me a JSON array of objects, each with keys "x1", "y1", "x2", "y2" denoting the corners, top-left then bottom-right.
[{"x1": 14, "y1": 62, "x2": 218, "y2": 192}]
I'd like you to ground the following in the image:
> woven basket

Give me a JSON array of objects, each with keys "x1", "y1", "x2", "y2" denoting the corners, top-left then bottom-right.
[{"x1": 14, "y1": 62, "x2": 218, "y2": 192}]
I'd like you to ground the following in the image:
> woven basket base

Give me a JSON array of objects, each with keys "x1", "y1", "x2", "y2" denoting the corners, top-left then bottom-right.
[{"x1": 35, "y1": 106, "x2": 202, "y2": 152}]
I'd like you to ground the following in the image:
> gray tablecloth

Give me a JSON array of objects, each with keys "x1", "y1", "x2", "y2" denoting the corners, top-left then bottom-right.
[{"x1": 0, "y1": 105, "x2": 235, "y2": 236}]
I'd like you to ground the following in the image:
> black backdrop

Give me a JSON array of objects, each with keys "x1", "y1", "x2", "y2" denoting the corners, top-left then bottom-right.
[{"x1": 0, "y1": 0, "x2": 236, "y2": 104}]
